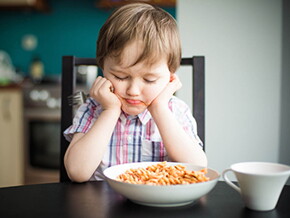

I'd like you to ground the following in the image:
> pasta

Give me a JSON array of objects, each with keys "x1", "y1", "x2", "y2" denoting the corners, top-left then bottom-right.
[{"x1": 116, "y1": 162, "x2": 209, "y2": 185}]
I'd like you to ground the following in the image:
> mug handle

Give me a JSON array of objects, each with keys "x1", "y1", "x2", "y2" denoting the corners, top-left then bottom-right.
[{"x1": 222, "y1": 169, "x2": 241, "y2": 193}]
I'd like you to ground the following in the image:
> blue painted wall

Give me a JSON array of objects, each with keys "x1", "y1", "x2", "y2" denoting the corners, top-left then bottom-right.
[{"x1": 0, "y1": 0, "x2": 175, "y2": 78}]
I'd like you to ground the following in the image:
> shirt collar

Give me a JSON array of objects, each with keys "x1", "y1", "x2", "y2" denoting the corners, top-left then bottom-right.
[{"x1": 119, "y1": 109, "x2": 152, "y2": 125}]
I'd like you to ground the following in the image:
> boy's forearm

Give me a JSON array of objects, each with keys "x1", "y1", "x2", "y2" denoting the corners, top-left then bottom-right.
[
  {"x1": 150, "y1": 107, "x2": 207, "y2": 167},
  {"x1": 64, "y1": 109, "x2": 121, "y2": 182}
]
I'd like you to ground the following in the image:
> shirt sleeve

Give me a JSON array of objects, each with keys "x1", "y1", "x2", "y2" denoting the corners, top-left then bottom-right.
[
  {"x1": 63, "y1": 98, "x2": 102, "y2": 142},
  {"x1": 169, "y1": 96, "x2": 204, "y2": 148}
]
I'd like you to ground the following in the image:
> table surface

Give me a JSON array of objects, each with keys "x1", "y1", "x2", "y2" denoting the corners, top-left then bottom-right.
[{"x1": 0, "y1": 181, "x2": 289, "y2": 218}]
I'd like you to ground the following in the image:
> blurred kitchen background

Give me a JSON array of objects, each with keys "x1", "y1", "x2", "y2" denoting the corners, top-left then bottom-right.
[
  {"x1": 0, "y1": 0, "x2": 289, "y2": 187},
  {"x1": 0, "y1": 0, "x2": 175, "y2": 187}
]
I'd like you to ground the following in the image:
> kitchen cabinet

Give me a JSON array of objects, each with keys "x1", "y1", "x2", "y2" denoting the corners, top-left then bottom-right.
[
  {"x1": 0, "y1": 86, "x2": 24, "y2": 187},
  {"x1": 0, "y1": 0, "x2": 50, "y2": 12}
]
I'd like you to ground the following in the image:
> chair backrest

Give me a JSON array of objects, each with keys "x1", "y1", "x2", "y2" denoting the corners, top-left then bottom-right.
[{"x1": 60, "y1": 56, "x2": 205, "y2": 182}]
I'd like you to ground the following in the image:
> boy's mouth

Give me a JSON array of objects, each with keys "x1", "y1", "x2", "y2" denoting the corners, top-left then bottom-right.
[{"x1": 125, "y1": 99, "x2": 147, "y2": 106}]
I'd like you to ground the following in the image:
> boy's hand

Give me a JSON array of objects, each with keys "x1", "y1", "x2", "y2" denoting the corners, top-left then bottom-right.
[
  {"x1": 90, "y1": 76, "x2": 121, "y2": 111},
  {"x1": 148, "y1": 74, "x2": 182, "y2": 112}
]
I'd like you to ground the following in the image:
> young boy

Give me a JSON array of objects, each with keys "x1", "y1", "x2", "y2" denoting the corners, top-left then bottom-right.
[{"x1": 64, "y1": 3, "x2": 207, "y2": 182}]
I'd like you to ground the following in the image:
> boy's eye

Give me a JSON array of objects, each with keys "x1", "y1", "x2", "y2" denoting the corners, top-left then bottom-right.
[
  {"x1": 114, "y1": 75, "x2": 128, "y2": 81},
  {"x1": 144, "y1": 78, "x2": 157, "y2": 83}
]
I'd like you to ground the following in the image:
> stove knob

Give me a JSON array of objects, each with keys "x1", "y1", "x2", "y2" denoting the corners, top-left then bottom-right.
[
  {"x1": 29, "y1": 90, "x2": 39, "y2": 101},
  {"x1": 47, "y1": 97, "x2": 57, "y2": 108},
  {"x1": 39, "y1": 90, "x2": 49, "y2": 101}
]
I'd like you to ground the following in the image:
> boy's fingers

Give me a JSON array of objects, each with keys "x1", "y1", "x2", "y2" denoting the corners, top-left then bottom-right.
[
  {"x1": 90, "y1": 76, "x2": 110, "y2": 96},
  {"x1": 91, "y1": 76, "x2": 104, "y2": 90},
  {"x1": 100, "y1": 79, "x2": 114, "y2": 92}
]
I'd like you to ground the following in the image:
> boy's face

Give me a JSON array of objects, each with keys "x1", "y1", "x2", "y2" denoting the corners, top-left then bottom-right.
[{"x1": 103, "y1": 41, "x2": 171, "y2": 116}]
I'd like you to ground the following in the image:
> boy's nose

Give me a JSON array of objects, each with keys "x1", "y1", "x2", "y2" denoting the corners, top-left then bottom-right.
[{"x1": 126, "y1": 81, "x2": 141, "y2": 96}]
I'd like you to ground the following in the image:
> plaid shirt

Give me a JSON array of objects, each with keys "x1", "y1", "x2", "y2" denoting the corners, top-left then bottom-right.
[{"x1": 64, "y1": 96, "x2": 203, "y2": 180}]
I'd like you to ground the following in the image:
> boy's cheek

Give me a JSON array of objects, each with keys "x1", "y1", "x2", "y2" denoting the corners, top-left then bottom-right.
[{"x1": 146, "y1": 89, "x2": 163, "y2": 103}]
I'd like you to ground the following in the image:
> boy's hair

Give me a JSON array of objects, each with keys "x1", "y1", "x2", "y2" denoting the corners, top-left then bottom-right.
[{"x1": 96, "y1": 3, "x2": 181, "y2": 73}]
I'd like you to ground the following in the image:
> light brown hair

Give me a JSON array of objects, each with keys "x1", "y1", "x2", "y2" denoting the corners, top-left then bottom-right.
[{"x1": 96, "y1": 3, "x2": 181, "y2": 73}]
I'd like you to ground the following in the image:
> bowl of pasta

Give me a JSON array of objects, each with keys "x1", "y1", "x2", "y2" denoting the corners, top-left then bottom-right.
[{"x1": 103, "y1": 161, "x2": 220, "y2": 207}]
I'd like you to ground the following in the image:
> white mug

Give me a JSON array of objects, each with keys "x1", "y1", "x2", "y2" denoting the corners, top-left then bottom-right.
[{"x1": 222, "y1": 162, "x2": 290, "y2": 211}]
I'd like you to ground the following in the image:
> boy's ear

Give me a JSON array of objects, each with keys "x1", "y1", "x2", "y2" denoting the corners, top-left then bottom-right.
[{"x1": 169, "y1": 73, "x2": 175, "y2": 82}]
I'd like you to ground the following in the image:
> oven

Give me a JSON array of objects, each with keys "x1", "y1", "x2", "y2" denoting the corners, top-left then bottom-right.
[
  {"x1": 22, "y1": 64, "x2": 95, "y2": 184},
  {"x1": 23, "y1": 83, "x2": 61, "y2": 184}
]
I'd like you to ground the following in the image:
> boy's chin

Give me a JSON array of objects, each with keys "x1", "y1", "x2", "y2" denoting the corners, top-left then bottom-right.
[{"x1": 121, "y1": 106, "x2": 147, "y2": 116}]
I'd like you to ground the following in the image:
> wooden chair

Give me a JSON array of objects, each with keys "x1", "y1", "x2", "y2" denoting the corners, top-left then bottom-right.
[{"x1": 60, "y1": 56, "x2": 205, "y2": 182}]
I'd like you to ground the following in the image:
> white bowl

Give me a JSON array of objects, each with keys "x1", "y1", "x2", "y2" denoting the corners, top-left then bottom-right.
[{"x1": 103, "y1": 162, "x2": 220, "y2": 207}]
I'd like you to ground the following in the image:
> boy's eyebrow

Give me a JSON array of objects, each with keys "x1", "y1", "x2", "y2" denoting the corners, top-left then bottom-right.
[
  {"x1": 108, "y1": 67, "x2": 126, "y2": 73},
  {"x1": 109, "y1": 66, "x2": 163, "y2": 76},
  {"x1": 143, "y1": 72, "x2": 161, "y2": 77}
]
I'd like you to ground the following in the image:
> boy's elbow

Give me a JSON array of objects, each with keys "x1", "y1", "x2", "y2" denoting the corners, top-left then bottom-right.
[
  {"x1": 200, "y1": 155, "x2": 208, "y2": 168},
  {"x1": 64, "y1": 161, "x2": 92, "y2": 183},
  {"x1": 196, "y1": 149, "x2": 208, "y2": 167},
  {"x1": 66, "y1": 168, "x2": 92, "y2": 183},
  {"x1": 191, "y1": 150, "x2": 208, "y2": 168}
]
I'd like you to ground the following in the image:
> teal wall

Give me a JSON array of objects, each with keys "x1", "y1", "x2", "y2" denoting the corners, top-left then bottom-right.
[{"x1": 0, "y1": 0, "x2": 175, "y2": 78}]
